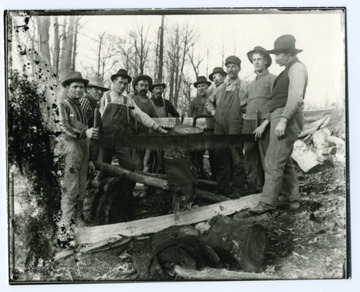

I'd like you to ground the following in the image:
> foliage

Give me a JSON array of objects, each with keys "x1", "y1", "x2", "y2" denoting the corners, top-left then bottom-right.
[{"x1": 8, "y1": 69, "x2": 61, "y2": 271}]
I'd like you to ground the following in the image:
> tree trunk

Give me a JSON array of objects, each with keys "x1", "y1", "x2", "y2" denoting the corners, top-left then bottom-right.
[
  {"x1": 36, "y1": 16, "x2": 51, "y2": 71},
  {"x1": 53, "y1": 16, "x2": 60, "y2": 77},
  {"x1": 158, "y1": 15, "x2": 165, "y2": 80},
  {"x1": 71, "y1": 17, "x2": 79, "y2": 71},
  {"x1": 59, "y1": 15, "x2": 75, "y2": 80}
]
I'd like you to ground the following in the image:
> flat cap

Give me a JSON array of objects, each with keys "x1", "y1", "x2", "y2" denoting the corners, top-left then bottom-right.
[{"x1": 225, "y1": 55, "x2": 241, "y2": 67}]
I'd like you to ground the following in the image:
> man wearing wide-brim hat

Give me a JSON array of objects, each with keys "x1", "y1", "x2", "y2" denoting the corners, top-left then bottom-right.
[
  {"x1": 209, "y1": 67, "x2": 227, "y2": 88},
  {"x1": 251, "y1": 34, "x2": 308, "y2": 214},
  {"x1": 242, "y1": 46, "x2": 277, "y2": 195},
  {"x1": 57, "y1": 71, "x2": 100, "y2": 246},
  {"x1": 205, "y1": 56, "x2": 249, "y2": 197}
]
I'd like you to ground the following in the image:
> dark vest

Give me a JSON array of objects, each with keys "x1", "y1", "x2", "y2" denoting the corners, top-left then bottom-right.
[{"x1": 268, "y1": 57, "x2": 300, "y2": 113}]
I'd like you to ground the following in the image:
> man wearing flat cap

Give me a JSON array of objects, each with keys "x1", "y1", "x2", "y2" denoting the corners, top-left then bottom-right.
[
  {"x1": 242, "y1": 46, "x2": 277, "y2": 194},
  {"x1": 57, "y1": 71, "x2": 100, "y2": 246},
  {"x1": 205, "y1": 56, "x2": 248, "y2": 197},
  {"x1": 251, "y1": 34, "x2": 308, "y2": 214},
  {"x1": 188, "y1": 76, "x2": 212, "y2": 179}
]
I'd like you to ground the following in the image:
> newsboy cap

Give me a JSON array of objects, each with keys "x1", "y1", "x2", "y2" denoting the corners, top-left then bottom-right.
[{"x1": 225, "y1": 56, "x2": 241, "y2": 67}]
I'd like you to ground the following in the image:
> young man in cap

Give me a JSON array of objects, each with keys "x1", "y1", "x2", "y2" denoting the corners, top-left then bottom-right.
[
  {"x1": 243, "y1": 47, "x2": 276, "y2": 194},
  {"x1": 205, "y1": 56, "x2": 248, "y2": 197},
  {"x1": 57, "y1": 71, "x2": 100, "y2": 246},
  {"x1": 251, "y1": 34, "x2": 308, "y2": 214},
  {"x1": 188, "y1": 76, "x2": 212, "y2": 179},
  {"x1": 148, "y1": 79, "x2": 179, "y2": 173}
]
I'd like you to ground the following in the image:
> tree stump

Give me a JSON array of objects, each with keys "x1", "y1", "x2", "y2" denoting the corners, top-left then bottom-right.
[{"x1": 201, "y1": 215, "x2": 268, "y2": 273}]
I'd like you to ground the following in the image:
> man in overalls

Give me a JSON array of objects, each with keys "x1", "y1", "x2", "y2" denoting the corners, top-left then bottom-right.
[
  {"x1": 148, "y1": 79, "x2": 179, "y2": 173},
  {"x1": 251, "y1": 35, "x2": 308, "y2": 214},
  {"x1": 57, "y1": 71, "x2": 99, "y2": 247},
  {"x1": 98, "y1": 69, "x2": 168, "y2": 173},
  {"x1": 205, "y1": 56, "x2": 248, "y2": 197},
  {"x1": 242, "y1": 47, "x2": 276, "y2": 194}
]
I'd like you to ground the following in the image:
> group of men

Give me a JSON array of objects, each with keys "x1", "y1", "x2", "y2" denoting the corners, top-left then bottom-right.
[{"x1": 57, "y1": 33, "x2": 308, "y2": 245}]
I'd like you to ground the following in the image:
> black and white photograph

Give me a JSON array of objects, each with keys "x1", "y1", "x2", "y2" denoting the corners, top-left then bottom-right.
[{"x1": 2, "y1": 1, "x2": 357, "y2": 290}]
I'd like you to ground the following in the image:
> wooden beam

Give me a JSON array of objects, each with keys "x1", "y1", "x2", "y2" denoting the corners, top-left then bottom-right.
[
  {"x1": 194, "y1": 189, "x2": 229, "y2": 202},
  {"x1": 94, "y1": 161, "x2": 169, "y2": 190},
  {"x1": 174, "y1": 266, "x2": 279, "y2": 280},
  {"x1": 76, "y1": 194, "x2": 261, "y2": 245}
]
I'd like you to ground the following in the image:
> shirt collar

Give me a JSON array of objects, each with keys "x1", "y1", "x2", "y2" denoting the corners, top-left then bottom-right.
[
  {"x1": 225, "y1": 76, "x2": 240, "y2": 86},
  {"x1": 255, "y1": 69, "x2": 269, "y2": 79}
]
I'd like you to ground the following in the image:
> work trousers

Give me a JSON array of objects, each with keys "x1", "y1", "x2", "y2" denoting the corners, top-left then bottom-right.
[
  {"x1": 242, "y1": 119, "x2": 270, "y2": 194},
  {"x1": 260, "y1": 107, "x2": 304, "y2": 206},
  {"x1": 60, "y1": 137, "x2": 89, "y2": 226}
]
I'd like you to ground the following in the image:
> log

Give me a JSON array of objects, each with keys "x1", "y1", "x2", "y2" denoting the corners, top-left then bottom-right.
[
  {"x1": 298, "y1": 114, "x2": 331, "y2": 139},
  {"x1": 291, "y1": 140, "x2": 321, "y2": 172},
  {"x1": 94, "y1": 161, "x2": 169, "y2": 190},
  {"x1": 174, "y1": 266, "x2": 279, "y2": 280},
  {"x1": 194, "y1": 189, "x2": 230, "y2": 202},
  {"x1": 76, "y1": 194, "x2": 261, "y2": 245},
  {"x1": 201, "y1": 216, "x2": 268, "y2": 272},
  {"x1": 312, "y1": 128, "x2": 331, "y2": 162}
]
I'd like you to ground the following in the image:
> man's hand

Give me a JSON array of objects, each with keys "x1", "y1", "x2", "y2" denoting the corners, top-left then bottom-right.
[
  {"x1": 158, "y1": 127, "x2": 168, "y2": 135},
  {"x1": 210, "y1": 109, "x2": 216, "y2": 117},
  {"x1": 253, "y1": 120, "x2": 269, "y2": 141},
  {"x1": 86, "y1": 127, "x2": 99, "y2": 139},
  {"x1": 88, "y1": 161, "x2": 95, "y2": 174},
  {"x1": 275, "y1": 118, "x2": 288, "y2": 139}
]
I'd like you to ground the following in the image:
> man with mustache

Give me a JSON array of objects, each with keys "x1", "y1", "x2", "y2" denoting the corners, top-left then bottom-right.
[
  {"x1": 205, "y1": 56, "x2": 248, "y2": 197},
  {"x1": 188, "y1": 76, "x2": 212, "y2": 179},
  {"x1": 251, "y1": 35, "x2": 308, "y2": 214}
]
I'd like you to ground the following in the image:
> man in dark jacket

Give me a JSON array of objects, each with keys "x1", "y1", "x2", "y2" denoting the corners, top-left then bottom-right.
[{"x1": 251, "y1": 34, "x2": 308, "y2": 214}]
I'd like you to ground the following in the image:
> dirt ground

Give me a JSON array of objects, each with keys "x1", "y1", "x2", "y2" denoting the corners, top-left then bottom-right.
[{"x1": 12, "y1": 158, "x2": 348, "y2": 282}]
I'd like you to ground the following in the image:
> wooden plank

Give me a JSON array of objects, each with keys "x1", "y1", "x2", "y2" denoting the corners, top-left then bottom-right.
[
  {"x1": 76, "y1": 194, "x2": 261, "y2": 245},
  {"x1": 174, "y1": 266, "x2": 279, "y2": 280},
  {"x1": 194, "y1": 189, "x2": 230, "y2": 202}
]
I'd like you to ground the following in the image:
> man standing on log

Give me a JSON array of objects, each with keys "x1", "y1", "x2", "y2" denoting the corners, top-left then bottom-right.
[
  {"x1": 57, "y1": 72, "x2": 99, "y2": 246},
  {"x1": 148, "y1": 79, "x2": 180, "y2": 174},
  {"x1": 205, "y1": 56, "x2": 248, "y2": 197},
  {"x1": 188, "y1": 76, "x2": 212, "y2": 179},
  {"x1": 251, "y1": 34, "x2": 308, "y2": 214},
  {"x1": 242, "y1": 47, "x2": 276, "y2": 194}
]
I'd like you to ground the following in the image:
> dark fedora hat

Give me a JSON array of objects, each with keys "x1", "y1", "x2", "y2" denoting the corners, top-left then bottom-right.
[
  {"x1": 151, "y1": 78, "x2": 167, "y2": 91},
  {"x1": 209, "y1": 67, "x2": 227, "y2": 81},
  {"x1": 132, "y1": 75, "x2": 153, "y2": 91},
  {"x1": 193, "y1": 76, "x2": 211, "y2": 88},
  {"x1": 225, "y1": 55, "x2": 241, "y2": 67},
  {"x1": 61, "y1": 71, "x2": 89, "y2": 87},
  {"x1": 247, "y1": 46, "x2": 272, "y2": 68},
  {"x1": 87, "y1": 77, "x2": 110, "y2": 91},
  {"x1": 267, "y1": 34, "x2": 303, "y2": 55},
  {"x1": 110, "y1": 69, "x2": 132, "y2": 83}
]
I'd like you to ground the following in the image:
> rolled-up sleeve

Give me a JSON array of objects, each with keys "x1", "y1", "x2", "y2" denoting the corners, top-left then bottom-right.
[{"x1": 281, "y1": 63, "x2": 308, "y2": 120}]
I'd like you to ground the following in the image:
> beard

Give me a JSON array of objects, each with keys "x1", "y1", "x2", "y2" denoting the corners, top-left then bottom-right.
[{"x1": 139, "y1": 89, "x2": 148, "y2": 95}]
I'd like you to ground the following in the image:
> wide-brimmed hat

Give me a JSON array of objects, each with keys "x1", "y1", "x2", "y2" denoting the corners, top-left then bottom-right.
[
  {"x1": 61, "y1": 71, "x2": 89, "y2": 87},
  {"x1": 225, "y1": 55, "x2": 241, "y2": 67},
  {"x1": 193, "y1": 76, "x2": 211, "y2": 88},
  {"x1": 247, "y1": 46, "x2": 272, "y2": 68},
  {"x1": 87, "y1": 77, "x2": 110, "y2": 91},
  {"x1": 132, "y1": 75, "x2": 153, "y2": 91},
  {"x1": 110, "y1": 69, "x2": 132, "y2": 83},
  {"x1": 151, "y1": 78, "x2": 167, "y2": 91},
  {"x1": 209, "y1": 67, "x2": 227, "y2": 81},
  {"x1": 267, "y1": 34, "x2": 303, "y2": 55}
]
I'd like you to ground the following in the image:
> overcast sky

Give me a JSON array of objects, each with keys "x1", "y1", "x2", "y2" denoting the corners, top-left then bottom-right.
[{"x1": 76, "y1": 10, "x2": 345, "y2": 108}]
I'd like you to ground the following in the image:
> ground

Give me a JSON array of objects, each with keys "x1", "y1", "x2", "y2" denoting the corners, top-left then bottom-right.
[{"x1": 11, "y1": 158, "x2": 347, "y2": 282}]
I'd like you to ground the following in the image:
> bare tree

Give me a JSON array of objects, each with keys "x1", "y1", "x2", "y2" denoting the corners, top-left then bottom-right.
[
  {"x1": 187, "y1": 44, "x2": 204, "y2": 79},
  {"x1": 52, "y1": 16, "x2": 60, "y2": 76},
  {"x1": 36, "y1": 16, "x2": 52, "y2": 71},
  {"x1": 59, "y1": 15, "x2": 75, "y2": 80},
  {"x1": 129, "y1": 25, "x2": 151, "y2": 75}
]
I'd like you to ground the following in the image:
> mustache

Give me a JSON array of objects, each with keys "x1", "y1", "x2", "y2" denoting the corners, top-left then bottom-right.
[{"x1": 139, "y1": 89, "x2": 148, "y2": 94}]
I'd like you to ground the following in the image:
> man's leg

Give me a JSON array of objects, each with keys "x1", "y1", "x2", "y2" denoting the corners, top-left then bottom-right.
[{"x1": 77, "y1": 139, "x2": 90, "y2": 226}]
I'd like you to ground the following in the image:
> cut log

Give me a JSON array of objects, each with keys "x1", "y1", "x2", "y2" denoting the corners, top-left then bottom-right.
[
  {"x1": 76, "y1": 194, "x2": 261, "y2": 245},
  {"x1": 291, "y1": 140, "x2": 321, "y2": 172},
  {"x1": 201, "y1": 216, "x2": 268, "y2": 272},
  {"x1": 298, "y1": 114, "x2": 331, "y2": 139},
  {"x1": 94, "y1": 161, "x2": 169, "y2": 190},
  {"x1": 194, "y1": 189, "x2": 229, "y2": 202},
  {"x1": 174, "y1": 266, "x2": 279, "y2": 280}
]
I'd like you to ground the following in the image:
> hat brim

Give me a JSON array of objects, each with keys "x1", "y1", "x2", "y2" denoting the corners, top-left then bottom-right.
[
  {"x1": 151, "y1": 83, "x2": 167, "y2": 91},
  {"x1": 267, "y1": 48, "x2": 303, "y2": 55},
  {"x1": 110, "y1": 74, "x2": 132, "y2": 83},
  {"x1": 193, "y1": 81, "x2": 211, "y2": 88},
  {"x1": 87, "y1": 85, "x2": 110, "y2": 91},
  {"x1": 62, "y1": 78, "x2": 89, "y2": 87},
  {"x1": 247, "y1": 50, "x2": 273, "y2": 68},
  {"x1": 209, "y1": 71, "x2": 227, "y2": 81}
]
